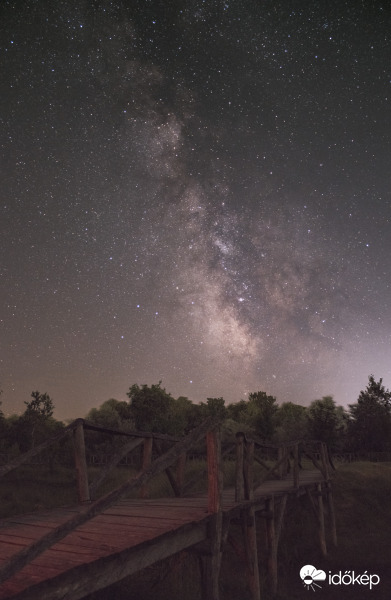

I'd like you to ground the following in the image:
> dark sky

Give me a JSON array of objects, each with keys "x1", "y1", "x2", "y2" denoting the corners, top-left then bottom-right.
[{"x1": 1, "y1": 0, "x2": 391, "y2": 421}]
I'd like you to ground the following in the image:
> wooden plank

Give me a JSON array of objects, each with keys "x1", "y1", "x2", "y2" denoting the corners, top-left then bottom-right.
[
  {"x1": 0, "y1": 521, "x2": 208, "y2": 600},
  {"x1": 0, "y1": 416, "x2": 219, "y2": 585},
  {"x1": 0, "y1": 467, "x2": 330, "y2": 600},
  {"x1": 73, "y1": 420, "x2": 90, "y2": 503}
]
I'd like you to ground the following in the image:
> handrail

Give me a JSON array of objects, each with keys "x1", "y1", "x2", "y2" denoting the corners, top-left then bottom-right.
[
  {"x1": 0, "y1": 419, "x2": 80, "y2": 478},
  {"x1": 0, "y1": 416, "x2": 221, "y2": 585},
  {"x1": 232, "y1": 433, "x2": 334, "y2": 501},
  {"x1": 0, "y1": 417, "x2": 335, "y2": 588},
  {"x1": 82, "y1": 419, "x2": 181, "y2": 442}
]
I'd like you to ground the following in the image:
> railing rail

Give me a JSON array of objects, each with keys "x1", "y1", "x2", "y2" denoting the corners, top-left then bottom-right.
[{"x1": 0, "y1": 417, "x2": 221, "y2": 585}]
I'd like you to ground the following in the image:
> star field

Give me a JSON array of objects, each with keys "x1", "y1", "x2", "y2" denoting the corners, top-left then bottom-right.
[{"x1": 1, "y1": 1, "x2": 391, "y2": 420}]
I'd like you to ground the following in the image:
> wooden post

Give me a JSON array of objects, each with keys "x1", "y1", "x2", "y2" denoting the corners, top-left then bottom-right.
[
  {"x1": 277, "y1": 446, "x2": 287, "y2": 478},
  {"x1": 265, "y1": 495, "x2": 287, "y2": 595},
  {"x1": 139, "y1": 437, "x2": 153, "y2": 499},
  {"x1": 235, "y1": 432, "x2": 245, "y2": 502},
  {"x1": 326, "y1": 481, "x2": 338, "y2": 547},
  {"x1": 244, "y1": 440, "x2": 254, "y2": 501},
  {"x1": 176, "y1": 452, "x2": 187, "y2": 496},
  {"x1": 207, "y1": 429, "x2": 223, "y2": 514},
  {"x1": 317, "y1": 483, "x2": 327, "y2": 556},
  {"x1": 293, "y1": 444, "x2": 299, "y2": 489},
  {"x1": 322, "y1": 443, "x2": 330, "y2": 480},
  {"x1": 266, "y1": 497, "x2": 277, "y2": 593},
  {"x1": 73, "y1": 421, "x2": 90, "y2": 504},
  {"x1": 242, "y1": 508, "x2": 261, "y2": 600},
  {"x1": 201, "y1": 428, "x2": 223, "y2": 600}
]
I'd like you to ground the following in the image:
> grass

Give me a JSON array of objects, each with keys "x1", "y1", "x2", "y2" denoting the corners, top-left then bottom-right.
[
  {"x1": 274, "y1": 461, "x2": 391, "y2": 600},
  {"x1": 1, "y1": 460, "x2": 391, "y2": 599}
]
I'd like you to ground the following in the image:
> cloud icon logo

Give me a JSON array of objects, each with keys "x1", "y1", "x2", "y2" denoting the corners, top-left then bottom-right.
[{"x1": 300, "y1": 565, "x2": 327, "y2": 591}]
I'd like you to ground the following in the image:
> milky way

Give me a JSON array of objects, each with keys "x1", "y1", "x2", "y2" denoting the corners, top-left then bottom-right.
[{"x1": 1, "y1": 1, "x2": 391, "y2": 419}]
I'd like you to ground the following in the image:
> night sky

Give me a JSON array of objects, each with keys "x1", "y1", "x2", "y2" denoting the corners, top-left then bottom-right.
[{"x1": 1, "y1": 1, "x2": 391, "y2": 421}]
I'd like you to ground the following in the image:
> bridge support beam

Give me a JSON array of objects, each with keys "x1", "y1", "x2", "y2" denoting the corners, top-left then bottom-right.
[
  {"x1": 265, "y1": 495, "x2": 287, "y2": 596},
  {"x1": 242, "y1": 508, "x2": 261, "y2": 600},
  {"x1": 139, "y1": 437, "x2": 153, "y2": 499},
  {"x1": 317, "y1": 483, "x2": 327, "y2": 556},
  {"x1": 73, "y1": 420, "x2": 90, "y2": 504},
  {"x1": 306, "y1": 485, "x2": 327, "y2": 557},
  {"x1": 326, "y1": 481, "x2": 338, "y2": 547},
  {"x1": 200, "y1": 428, "x2": 224, "y2": 600}
]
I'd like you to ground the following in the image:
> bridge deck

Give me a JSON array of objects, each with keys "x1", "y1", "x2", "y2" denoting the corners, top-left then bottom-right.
[{"x1": 0, "y1": 470, "x2": 323, "y2": 600}]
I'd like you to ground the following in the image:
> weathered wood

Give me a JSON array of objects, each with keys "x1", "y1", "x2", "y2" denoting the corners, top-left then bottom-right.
[
  {"x1": 275, "y1": 495, "x2": 287, "y2": 549},
  {"x1": 235, "y1": 433, "x2": 245, "y2": 502},
  {"x1": 200, "y1": 512, "x2": 223, "y2": 600},
  {"x1": 207, "y1": 429, "x2": 223, "y2": 514},
  {"x1": 0, "y1": 420, "x2": 334, "y2": 600},
  {"x1": 266, "y1": 497, "x2": 277, "y2": 593},
  {"x1": 303, "y1": 445, "x2": 328, "y2": 479},
  {"x1": 154, "y1": 439, "x2": 182, "y2": 497},
  {"x1": 293, "y1": 444, "x2": 299, "y2": 489},
  {"x1": 201, "y1": 429, "x2": 224, "y2": 600},
  {"x1": 255, "y1": 451, "x2": 292, "y2": 487},
  {"x1": 320, "y1": 443, "x2": 330, "y2": 481},
  {"x1": 0, "y1": 423, "x2": 76, "y2": 478},
  {"x1": 89, "y1": 437, "x2": 144, "y2": 499},
  {"x1": 242, "y1": 508, "x2": 260, "y2": 600},
  {"x1": 176, "y1": 452, "x2": 187, "y2": 496},
  {"x1": 4, "y1": 522, "x2": 208, "y2": 600},
  {"x1": 73, "y1": 421, "x2": 90, "y2": 504},
  {"x1": 0, "y1": 417, "x2": 220, "y2": 586},
  {"x1": 326, "y1": 481, "x2": 338, "y2": 547},
  {"x1": 253, "y1": 454, "x2": 272, "y2": 472},
  {"x1": 277, "y1": 447, "x2": 285, "y2": 478},
  {"x1": 317, "y1": 483, "x2": 327, "y2": 556},
  {"x1": 264, "y1": 494, "x2": 287, "y2": 595},
  {"x1": 139, "y1": 437, "x2": 153, "y2": 499},
  {"x1": 82, "y1": 420, "x2": 180, "y2": 442},
  {"x1": 244, "y1": 440, "x2": 254, "y2": 501}
]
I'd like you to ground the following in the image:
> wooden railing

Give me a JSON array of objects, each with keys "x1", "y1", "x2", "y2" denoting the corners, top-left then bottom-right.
[
  {"x1": 231, "y1": 433, "x2": 334, "y2": 502},
  {"x1": 0, "y1": 417, "x2": 222, "y2": 585},
  {"x1": 0, "y1": 419, "x2": 334, "y2": 589},
  {"x1": 0, "y1": 420, "x2": 334, "y2": 506},
  {"x1": 0, "y1": 418, "x2": 183, "y2": 503}
]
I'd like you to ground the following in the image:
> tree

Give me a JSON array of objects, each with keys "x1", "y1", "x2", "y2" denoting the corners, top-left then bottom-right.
[
  {"x1": 226, "y1": 399, "x2": 248, "y2": 423},
  {"x1": 273, "y1": 402, "x2": 308, "y2": 443},
  {"x1": 348, "y1": 375, "x2": 391, "y2": 452},
  {"x1": 127, "y1": 382, "x2": 178, "y2": 435},
  {"x1": 306, "y1": 396, "x2": 342, "y2": 450},
  {"x1": 245, "y1": 391, "x2": 278, "y2": 440},
  {"x1": 170, "y1": 396, "x2": 202, "y2": 434},
  {"x1": 200, "y1": 397, "x2": 226, "y2": 420},
  {"x1": 9, "y1": 391, "x2": 63, "y2": 453},
  {"x1": 86, "y1": 399, "x2": 133, "y2": 430},
  {"x1": 24, "y1": 391, "x2": 54, "y2": 419},
  {"x1": 85, "y1": 399, "x2": 134, "y2": 455},
  {"x1": 22, "y1": 391, "x2": 56, "y2": 449}
]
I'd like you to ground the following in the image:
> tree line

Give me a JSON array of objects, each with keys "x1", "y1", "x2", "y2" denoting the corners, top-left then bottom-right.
[{"x1": 0, "y1": 375, "x2": 390, "y2": 459}]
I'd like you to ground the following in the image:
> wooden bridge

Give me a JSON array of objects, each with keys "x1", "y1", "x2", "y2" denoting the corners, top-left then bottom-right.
[{"x1": 0, "y1": 418, "x2": 337, "y2": 600}]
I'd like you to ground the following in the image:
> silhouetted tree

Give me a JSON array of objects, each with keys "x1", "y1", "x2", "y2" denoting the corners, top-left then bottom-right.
[
  {"x1": 306, "y1": 396, "x2": 341, "y2": 450},
  {"x1": 348, "y1": 375, "x2": 391, "y2": 452},
  {"x1": 127, "y1": 382, "x2": 179, "y2": 435},
  {"x1": 200, "y1": 397, "x2": 226, "y2": 420},
  {"x1": 273, "y1": 402, "x2": 308, "y2": 443},
  {"x1": 245, "y1": 391, "x2": 278, "y2": 440}
]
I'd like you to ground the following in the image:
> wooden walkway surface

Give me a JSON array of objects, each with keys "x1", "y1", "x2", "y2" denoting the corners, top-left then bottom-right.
[{"x1": 0, "y1": 471, "x2": 323, "y2": 600}]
